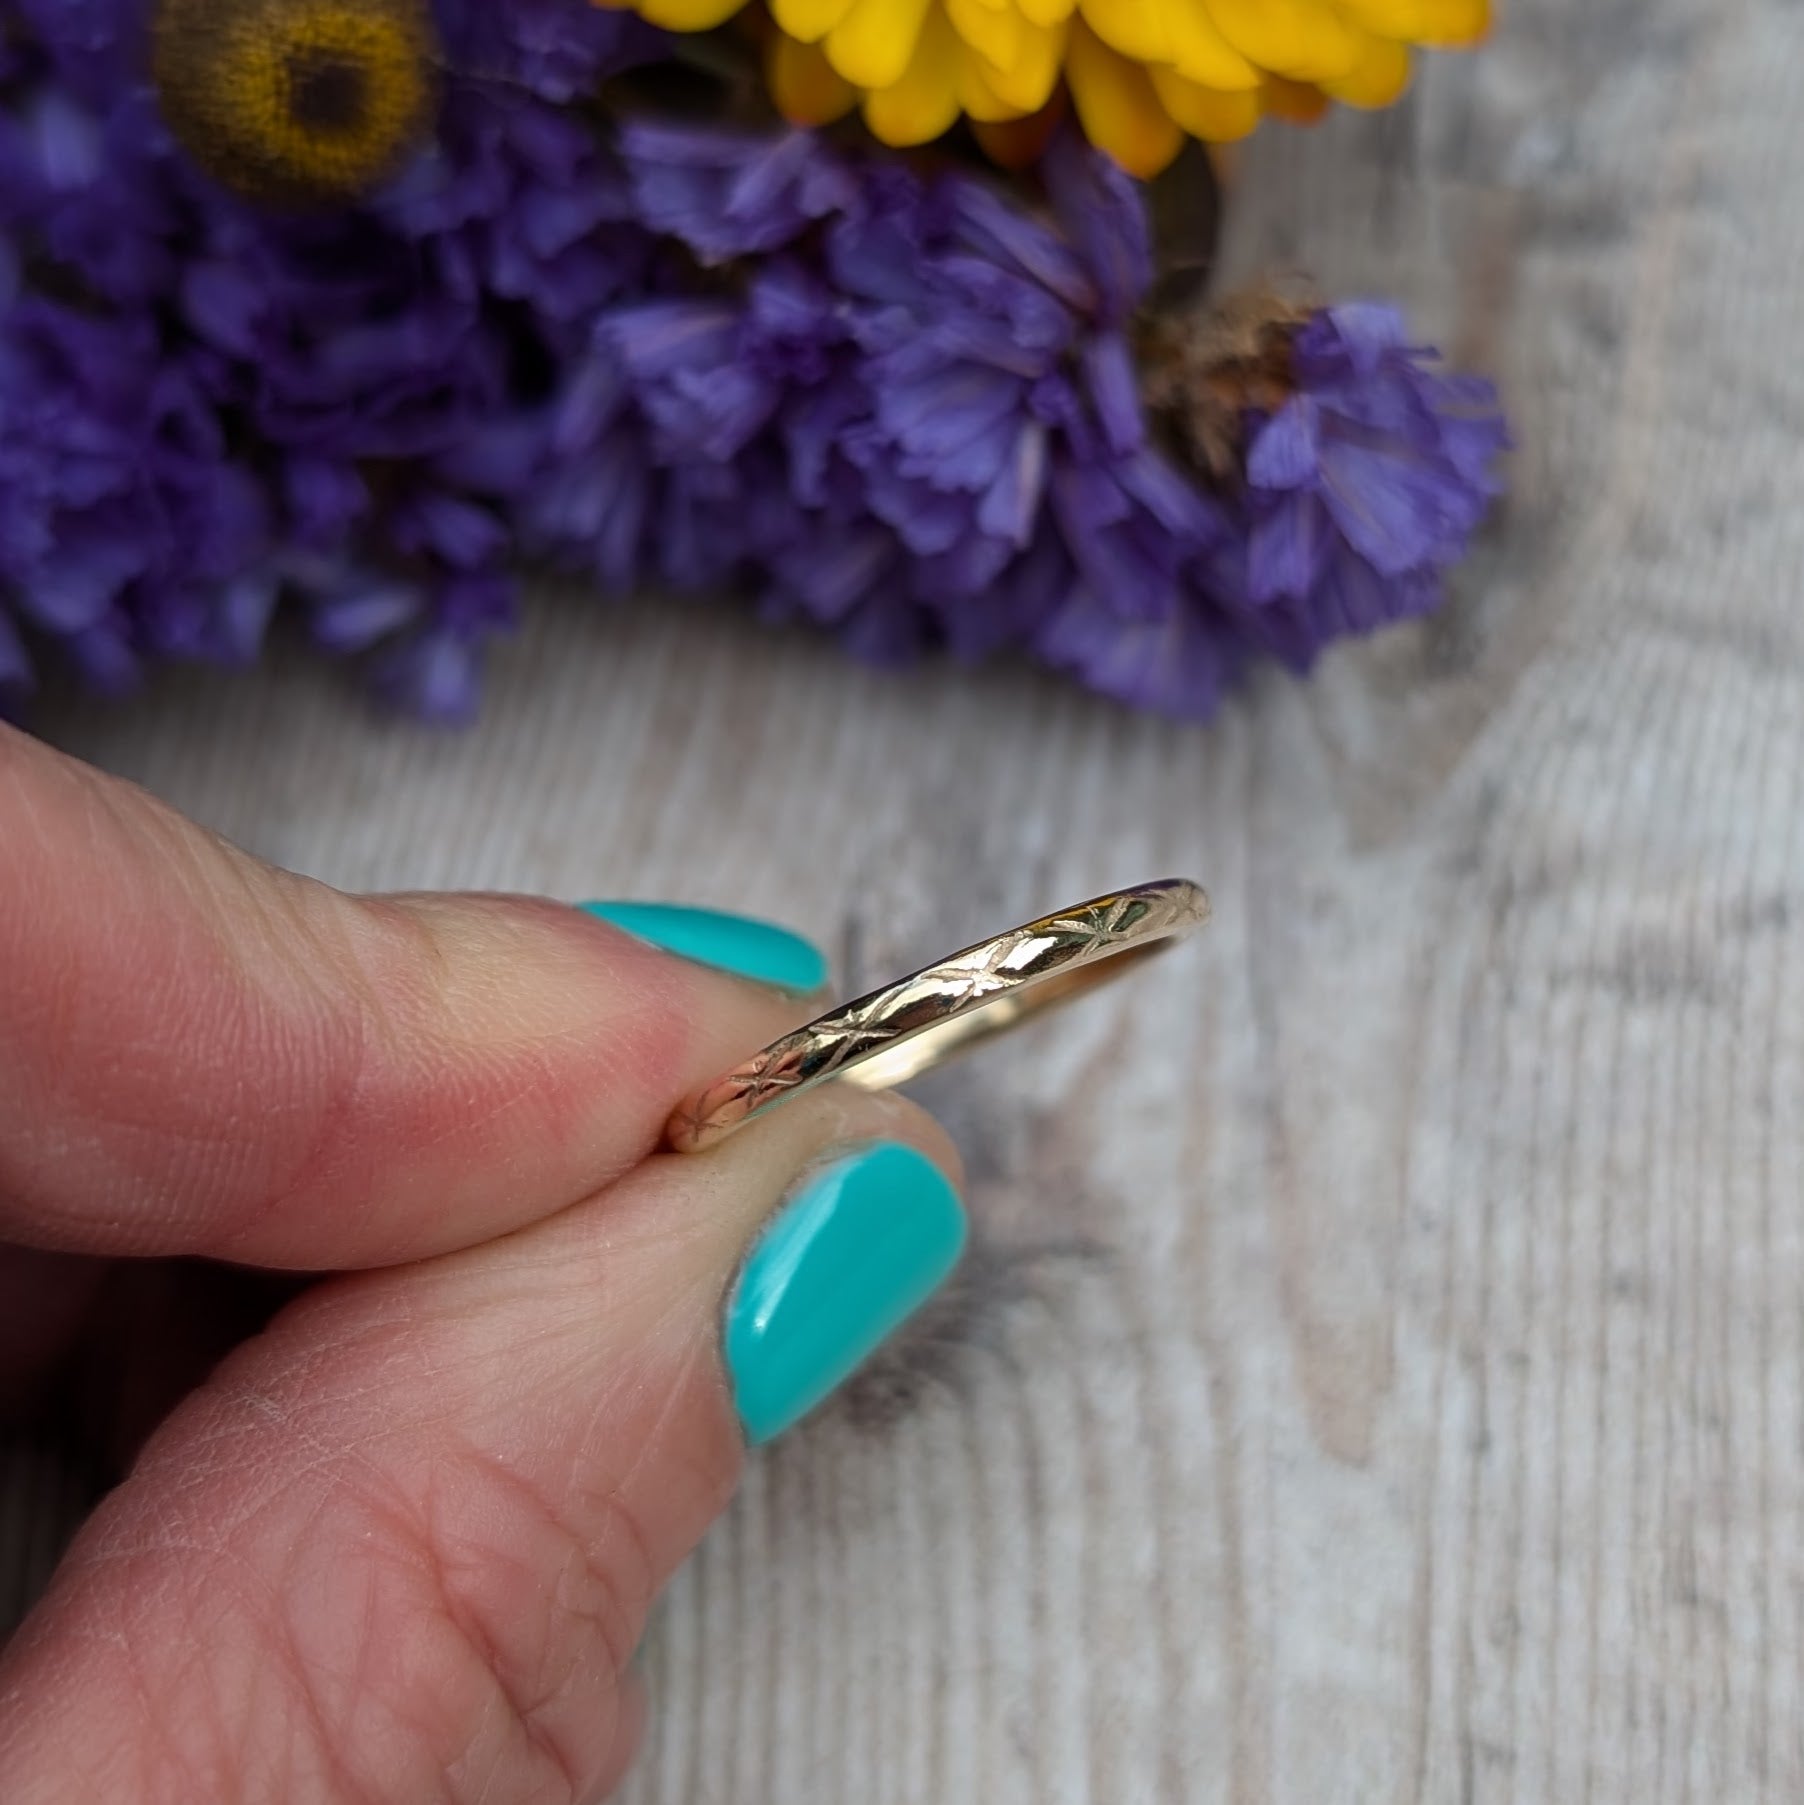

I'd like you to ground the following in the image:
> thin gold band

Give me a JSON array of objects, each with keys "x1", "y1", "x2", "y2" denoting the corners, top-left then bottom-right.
[{"x1": 665, "y1": 879, "x2": 1211, "y2": 1154}]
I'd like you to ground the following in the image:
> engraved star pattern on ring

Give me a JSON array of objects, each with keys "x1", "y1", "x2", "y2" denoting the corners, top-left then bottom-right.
[{"x1": 666, "y1": 880, "x2": 1210, "y2": 1153}]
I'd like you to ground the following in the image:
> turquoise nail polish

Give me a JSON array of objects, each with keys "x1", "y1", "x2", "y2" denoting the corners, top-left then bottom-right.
[
  {"x1": 726, "y1": 1143, "x2": 967, "y2": 1445},
  {"x1": 578, "y1": 901, "x2": 828, "y2": 994}
]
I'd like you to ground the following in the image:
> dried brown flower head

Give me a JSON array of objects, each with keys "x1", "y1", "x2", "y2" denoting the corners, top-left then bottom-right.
[
  {"x1": 1140, "y1": 285, "x2": 1314, "y2": 485},
  {"x1": 152, "y1": 0, "x2": 438, "y2": 204}
]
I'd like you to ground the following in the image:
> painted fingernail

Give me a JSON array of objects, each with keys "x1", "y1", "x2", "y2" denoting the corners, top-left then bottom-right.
[
  {"x1": 725, "y1": 1142, "x2": 968, "y2": 1445},
  {"x1": 577, "y1": 901, "x2": 828, "y2": 995}
]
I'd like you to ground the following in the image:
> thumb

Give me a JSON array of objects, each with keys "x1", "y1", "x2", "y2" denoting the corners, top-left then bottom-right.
[
  {"x1": 0, "y1": 721, "x2": 824, "y2": 1266},
  {"x1": 0, "y1": 1086, "x2": 966, "y2": 1805}
]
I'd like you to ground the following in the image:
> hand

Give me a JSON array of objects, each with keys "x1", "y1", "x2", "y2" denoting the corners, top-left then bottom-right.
[{"x1": 0, "y1": 723, "x2": 964, "y2": 1804}]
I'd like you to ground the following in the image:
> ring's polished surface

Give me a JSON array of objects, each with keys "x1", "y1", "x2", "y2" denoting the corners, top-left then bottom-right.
[{"x1": 666, "y1": 879, "x2": 1211, "y2": 1154}]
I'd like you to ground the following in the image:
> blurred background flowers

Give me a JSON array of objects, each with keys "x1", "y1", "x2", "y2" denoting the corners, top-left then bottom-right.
[
  {"x1": 709, "y1": 0, "x2": 1488, "y2": 175},
  {"x1": 0, "y1": 0, "x2": 1503, "y2": 722}
]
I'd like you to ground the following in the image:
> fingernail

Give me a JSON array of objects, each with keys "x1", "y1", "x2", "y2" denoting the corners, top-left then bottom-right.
[
  {"x1": 577, "y1": 901, "x2": 828, "y2": 995},
  {"x1": 725, "y1": 1142, "x2": 967, "y2": 1445}
]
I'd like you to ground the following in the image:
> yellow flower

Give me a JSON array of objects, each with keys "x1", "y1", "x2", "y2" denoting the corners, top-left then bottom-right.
[{"x1": 613, "y1": 0, "x2": 1486, "y2": 175}]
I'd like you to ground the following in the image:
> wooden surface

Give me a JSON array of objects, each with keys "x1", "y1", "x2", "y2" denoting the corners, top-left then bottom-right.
[{"x1": 17, "y1": 0, "x2": 1804, "y2": 1795}]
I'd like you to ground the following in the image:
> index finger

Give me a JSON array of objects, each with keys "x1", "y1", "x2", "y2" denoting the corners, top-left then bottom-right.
[{"x1": 0, "y1": 724, "x2": 823, "y2": 1268}]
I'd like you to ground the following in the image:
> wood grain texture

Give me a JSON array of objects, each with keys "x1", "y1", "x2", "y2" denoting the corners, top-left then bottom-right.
[{"x1": 14, "y1": 0, "x2": 1804, "y2": 1795}]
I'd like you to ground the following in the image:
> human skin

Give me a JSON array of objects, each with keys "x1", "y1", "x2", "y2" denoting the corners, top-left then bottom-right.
[{"x1": 0, "y1": 722, "x2": 959, "y2": 1805}]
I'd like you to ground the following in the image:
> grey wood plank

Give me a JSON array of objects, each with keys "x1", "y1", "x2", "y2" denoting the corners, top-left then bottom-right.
[{"x1": 11, "y1": 0, "x2": 1804, "y2": 1795}]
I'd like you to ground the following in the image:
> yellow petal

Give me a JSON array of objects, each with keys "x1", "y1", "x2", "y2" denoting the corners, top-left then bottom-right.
[
  {"x1": 827, "y1": 0, "x2": 934, "y2": 90},
  {"x1": 1201, "y1": 0, "x2": 1362, "y2": 80},
  {"x1": 979, "y1": 13, "x2": 1067, "y2": 111},
  {"x1": 972, "y1": 96, "x2": 1067, "y2": 165},
  {"x1": 1076, "y1": 0, "x2": 1167, "y2": 65},
  {"x1": 770, "y1": 0, "x2": 858, "y2": 43},
  {"x1": 1331, "y1": 0, "x2": 1425, "y2": 33},
  {"x1": 1335, "y1": 0, "x2": 1486, "y2": 41},
  {"x1": 957, "y1": 42, "x2": 1028, "y2": 118},
  {"x1": 1416, "y1": 0, "x2": 1488, "y2": 43},
  {"x1": 1320, "y1": 30, "x2": 1409, "y2": 105},
  {"x1": 1261, "y1": 73, "x2": 1330, "y2": 120},
  {"x1": 863, "y1": 1, "x2": 966, "y2": 140},
  {"x1": 766, "y1": 32, "x2": 860, "y2": 121},
  {"x1": 1158, "y1": 0, "x2": 1261, "y2": 88},
  {"x1": 1065, "y1": 17, "x2": 1183, "y2": 176},
  {"x1": 1148, "y1": 66, "x2": 1259, "y2": 138},
  {"x1": 945, "y1": 0, "x2": 1022, "y2": 75},
  {"x1": 634, "y1": 0, "x2": 747, "y2": 30},
  {"x1": 1017, "y1": 0, "x2": 1076, "y2": 26}
]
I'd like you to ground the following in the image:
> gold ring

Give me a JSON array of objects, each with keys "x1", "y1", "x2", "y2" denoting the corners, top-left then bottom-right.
[{"x1": 665, "y1": 879, "x2": 1211, "y2": 1154}]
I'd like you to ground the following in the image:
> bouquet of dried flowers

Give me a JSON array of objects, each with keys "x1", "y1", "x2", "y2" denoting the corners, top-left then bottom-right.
[{"x1": 0, "y1": 0, "x2": 1504, "y2": 721}]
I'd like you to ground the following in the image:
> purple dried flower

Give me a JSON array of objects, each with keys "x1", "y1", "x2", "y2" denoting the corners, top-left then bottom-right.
[
  {"x1": 437, "y1": 0, "x2": 665, "y2": 102},
  {"x1": 0, "y1": 0, "x2": 1504, "y2": 721},
  {"x1": 619, "y1": 122, "x2": 860, "y2": 263},
  {"x1": 1038, "y1": 582, "x2": 1243, "y2": 721},
  {"x1": 607, "y1": 126, "x2": 1248, "y2": 687},
  {"x1": 0, "y1": 297, "x2": 276, "y2": 695},
  {"x1": 371, "y1": 568, "x2": 518, "y2": 724},
  {"x1": 1239, "y1": 302, "x2": 1507, "y2": 644}
]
